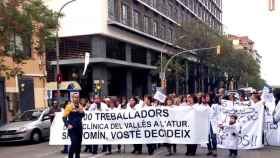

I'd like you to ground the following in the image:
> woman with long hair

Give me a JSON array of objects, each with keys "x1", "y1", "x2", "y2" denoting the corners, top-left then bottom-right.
[
  {"x1": 204, "y1": 94, "x2": 218, "y2": 157},
  {"x1": 128, "y1": 97, "x2": 143, "y2": 155},
  {"x1": 143, "y1": 96, "x2": 156, "y2": 155},
  {"x1": 185, "y1": 94, "x2": 198, "y2": 156},
  {"x1": 164, "y1": 97, "x2": 177, "y2": 156}
]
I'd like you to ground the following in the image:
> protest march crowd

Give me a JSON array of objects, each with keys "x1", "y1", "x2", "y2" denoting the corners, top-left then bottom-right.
[{"x1": 49, "y1": 88, "x2": 280, "y2": 158}]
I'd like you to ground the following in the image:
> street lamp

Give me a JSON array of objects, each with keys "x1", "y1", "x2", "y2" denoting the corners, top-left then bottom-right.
[
  {"x1": 161, "y1": 46, "x2": 220, "y2": 92},
  {"x1": 159, "y1": 35, "x2": 188, "y2": 86},
  {"x1": 56, "y1": 0, "x2": 77, "y2": 90}
]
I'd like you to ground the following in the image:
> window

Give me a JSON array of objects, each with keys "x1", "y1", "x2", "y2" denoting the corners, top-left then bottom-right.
[
  {"x1": 178, "y1": 9, "x2": 182, "y2": 24},
  {"x1": 160, "y1": 25, "x2": 166, "y2": 39},
  {"x1": 156, "y1": 0, "x2": 162, "y2": 10},
  {"x1": 166, "y1": 28, "x2": 172, "y2": 42},
  {"x1": 143, "y1": 16, "x2": 149, "y2": 33},
  {"x1": 180, "y1": 11, "x2": 185, "y2": 24},
  {"x1": 7, "y1": 33, "x2": 31, "y2": 58},
  {"x1": 106, "y1": 38, "x2": 126, "y2": 60},
  {"x1": 170, "y1": 29, "x2": 174, "y2": 41},
  {"x1": 133, "y1": 10, "x2": 140, "y2": 29},
  {"x1": 121, "y1": 3, "x2": 129, "y2": 25},
  {"x1": 174, "y1": 7, "x2": 178, "y2": 21},
  {"x1": 167, "y1": 3, "x2": 172, "y2": 17},
  {"x1": 151, "y1": 0, "x2": 156, "y2": 8},
  {"x1": 189, "y1": 0, "x2": 193, "y2": 11},
  {"x1": 108, "y1": 0, "x2": 115, "y2": 18},
  {"x1": 194, "y1": 2, "x2": 198, "y2": 14},
  {"x1": 152, "y1": 20, "x2": 158, "y2": 37},
  {"x1": 198, "y1": 5, "x2": 201, "y2": 17}
]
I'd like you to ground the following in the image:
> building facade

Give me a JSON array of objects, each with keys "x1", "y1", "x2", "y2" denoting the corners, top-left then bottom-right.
[
  {"x1": 0, "y1": 39, "x2": 48, "y2": 123},
  {"x1": 228, "y1": 34, "x2": 262, "y2": 65},
  {"x1": 45, "y1": 0, "x2": 223, "y2": 97}
]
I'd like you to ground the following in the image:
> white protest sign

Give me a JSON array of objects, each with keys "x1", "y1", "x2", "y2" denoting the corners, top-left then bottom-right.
[
  {"x1": 153, "y1": 91, "x2": 167, "y2": 103},
  {"x1": 49, "y1": 106, "x2": 209, "y2": 145},
  {"x1": 215, "y1": 104, "x2": 264, "y2": 149},
  {"x1": 82, "y1": 52, "x2": 90, "y2": 76}
]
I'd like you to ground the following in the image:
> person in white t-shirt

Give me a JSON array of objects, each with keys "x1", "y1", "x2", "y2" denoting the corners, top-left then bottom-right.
[
  {"x1": 88, "y1": 96, "x2": 109, "y2": 112},
  {"x1": 89, "y1": 96, "x2": 109, "y2": 155}
]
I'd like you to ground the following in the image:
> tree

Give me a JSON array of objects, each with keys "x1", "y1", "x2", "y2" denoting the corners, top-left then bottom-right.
[
  {"x1": 175, "y1": 18, "x2": 265, "y2": 90},
  {"x1": 152, "y1": 55, "x2": 185, "y2": 94},
  {"x1": 0, "y1": 0, "x2": 58, "y2": 78}
]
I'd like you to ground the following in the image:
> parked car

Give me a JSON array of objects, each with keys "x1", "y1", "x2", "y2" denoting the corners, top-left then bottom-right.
[{"x1": 0, "y1": 108, "x2": 51, "y2": 143}]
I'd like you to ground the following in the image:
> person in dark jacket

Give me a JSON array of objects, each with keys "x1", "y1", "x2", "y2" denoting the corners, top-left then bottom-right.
[{"x1": 63, "y1": 93, "x2": 85, "y2": 158}]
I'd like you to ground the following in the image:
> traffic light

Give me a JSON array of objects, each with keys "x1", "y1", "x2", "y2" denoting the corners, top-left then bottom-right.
[
  {"x1": 96, "y1": 83, "x2": 101, "y2": 91},
  {"x1": 216, "y1": 45, "x2": 221, "y2": 55},
  {"x1": 56, "y1": 73, "x2": 63, "y2": 84},
  {"x1": 161, "y1": 79, "x2": 167, "y2": 88}
]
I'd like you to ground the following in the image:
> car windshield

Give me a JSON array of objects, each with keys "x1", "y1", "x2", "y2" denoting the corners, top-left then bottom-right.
[{"x1": 13, "y1": 111, "x2": 42, "y2": 122}]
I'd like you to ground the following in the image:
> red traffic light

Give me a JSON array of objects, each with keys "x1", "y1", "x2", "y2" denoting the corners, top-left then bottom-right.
[{"x1": 56, "y1": 73, "x2": 63, "y2": 83}]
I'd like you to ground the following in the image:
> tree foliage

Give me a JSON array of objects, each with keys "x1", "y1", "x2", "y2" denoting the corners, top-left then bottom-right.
[
  {"x1": 0, "y1": 0, "x2": 58, "y2": 77},
  {"x1": 174, "y1": 18, "x2": 265, "y2": 89}
]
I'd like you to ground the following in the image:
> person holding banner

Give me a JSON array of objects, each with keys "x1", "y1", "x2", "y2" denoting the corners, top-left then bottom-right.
[
  {"x1": 185, "y1": 95, "x2": 198, "y2": 156},
  {"x1": 102, "y1": 99, "x2": 118, "y2": 155},
  {"x1": 128, "y1": 97, "x2": 143, "y2": 155},
  {"x1": 174, "y1": 97, "x2": 182, "y2": 106},
  {"x1": 143, "y1": 96, "x2": 156, "y2": 155},
  {"x1": 89, "y1": 96, "x2": 109, "y2": 155},
  {"x1": 63, "y1": 93, "x2": 85, "y2": 158},
  {"x1": 81, "y1": 98, "x2": 93, "y2": 153},
  {"x1": 203, "y1": 94, "x2": 218, "y2": 157},
  {"x1": 251, "y1": 93, "x2": 263, "y2": 106},
  {"x1": 164, "y1": 97, "x2": 177, "y2": 156}
]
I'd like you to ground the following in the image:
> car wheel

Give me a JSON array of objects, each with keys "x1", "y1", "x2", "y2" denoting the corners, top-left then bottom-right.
[{"x1": 31, "y1": 130, "x2": 41, "y2": 143}]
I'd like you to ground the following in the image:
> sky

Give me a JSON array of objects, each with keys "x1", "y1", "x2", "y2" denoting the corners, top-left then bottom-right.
[{"x1": 223, "y1": 0, "x2": 280, "y2": 86}]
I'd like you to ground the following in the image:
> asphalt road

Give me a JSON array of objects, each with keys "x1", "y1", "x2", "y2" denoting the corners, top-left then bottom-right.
[{"x1": 0, "y1": 141, "x2": 280, "y2": 158}]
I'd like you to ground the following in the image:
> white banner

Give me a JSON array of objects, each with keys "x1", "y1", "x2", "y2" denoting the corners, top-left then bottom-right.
[
  {"x1": 264, "y1": 110, "x2": 280, "y2": 146},
  {"x1": 49, "y1": 106, "x2": 209, "y2": 145},
  {"x1": 215, "y1": 104, "x2": 264, "y2": 149}
]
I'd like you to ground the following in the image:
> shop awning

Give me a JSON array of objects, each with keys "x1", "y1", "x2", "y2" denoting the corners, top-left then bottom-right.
[{"x1": 46, "y1": 81, "x2": 81, "y2": 91}]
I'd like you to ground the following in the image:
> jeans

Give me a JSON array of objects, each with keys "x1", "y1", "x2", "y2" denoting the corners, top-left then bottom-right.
[
  {"x1": 207, "y1": 123, "x2": 217, "y2": 151},
  {"x1": 186, "y1": 144, "x2": 197, "y2": 155},
  {"x1": 229, "y1": 149, "x2": 238, "y2": 156},
  {"x1": 68, "y1": 129, "x2": 83, "y2": 158},
  {"x1": 166, "y1": 144, "x2": 177, "y2": 154}
]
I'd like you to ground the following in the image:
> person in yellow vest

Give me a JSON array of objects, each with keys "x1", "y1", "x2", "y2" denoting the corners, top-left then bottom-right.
[{"x1": 63, "y1": 93, "x2": 85, "y2": 158}]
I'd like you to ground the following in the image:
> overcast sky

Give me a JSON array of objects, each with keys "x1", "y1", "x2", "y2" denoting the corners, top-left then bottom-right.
[{"x1": 223, "y1": 0, "x2": 280, "y2": 86}]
